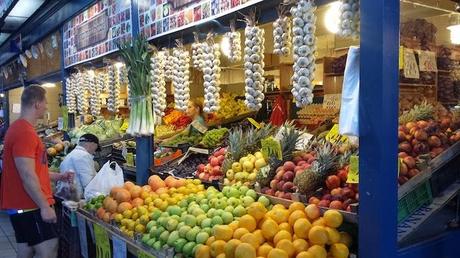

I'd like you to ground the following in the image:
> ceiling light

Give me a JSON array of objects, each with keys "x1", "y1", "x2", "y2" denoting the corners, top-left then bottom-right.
[
  {"x1": 448, "y1": 24, "x2": 460, "y2": 44},
  {"x1": 42, "y1": 83, "x2": 55, "y2": 88},
  {"x1": 220, "y1": 35, "x2": 231, "y2": 58},
  {"x1": 9, "y1": 0, "x2": 45, "y2": 17},
  {"x1": 325, "y1": 1, "x2": 341, "y2": 34}
]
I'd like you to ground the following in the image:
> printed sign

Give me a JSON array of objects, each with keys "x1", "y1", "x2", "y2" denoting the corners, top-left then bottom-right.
[
  {"x1": 325, "y1": 124, "x2": 348, "y2": 143},
  {"x1": 137, "y1": 0, "x2": 263, "y2": 40},
  {"x1": 63, "y1": 0, "x2": 132, "y2": 67},
  {"x1": 323, "y1": 94, "x2": 341, "y2": 110},
  {"x1": 418, "y1": 50, "x2": 437, "y2": 72},
  {"x1": 346, "y1": 155, "x2": 359, "y2": 183},
  {"x1": 403, "y1": 48, "x2": 420, "y2": 79}
]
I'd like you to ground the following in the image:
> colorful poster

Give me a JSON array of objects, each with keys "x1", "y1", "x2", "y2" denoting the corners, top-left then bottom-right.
[
  {"x1": 63, "y1": 0, "x2": 132, "y2": 68},
  {"x1": 138, "y1": 0, "x2": 263, "y2": 40}
]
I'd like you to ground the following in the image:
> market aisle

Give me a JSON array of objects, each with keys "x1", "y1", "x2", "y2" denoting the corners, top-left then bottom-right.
[{"x1": 0, "y1": 212, "x2": 17, "y2": 257}]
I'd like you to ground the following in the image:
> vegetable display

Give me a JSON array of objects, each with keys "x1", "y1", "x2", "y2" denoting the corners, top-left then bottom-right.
[
  {"x1": 118, "y1": 37, "x2": 154, "y2": 136},
  {"x1": 172, "y1": 41, "x2": 191, "y2": 111},
  {"x1": 68, "y1": 118, "x2": 124, "y2": 142},
  {"x1": 65, "y1": 74, "x2": 77, "y2": 113},
  {"x1": 338, "y1": 0, "x2": 360, "y2": 38},
  {"x1": 226, "y1": 20, "x2": 242, "y2": 63},
  {"x1": 151, "y1": 49, "x2": 167, "y2": 123},
  {"x1": 273, "y1": 6, "x2": 291, "y2": 56},
  {"x1": 291, "y1": 0, "x2": 316, "y2": 107},
  {"x1": 199, "y1": 128, "x2": 229, "y2": 148},
  {"x1": 202, "y1": 34, "x2": 222, "y2": 113},
  {"x1": 243, "y1": 11, "x2": 266, "y2": 111}
]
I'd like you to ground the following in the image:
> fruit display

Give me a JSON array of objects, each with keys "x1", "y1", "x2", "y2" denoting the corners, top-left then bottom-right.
[
  {"x1": 195, "y1": 201, "x2": 351, "y2": 258},
  {"x1": 223, "y1": 151, "x2": 267, "y2": 186},
  {"x1": 84, "y1": 195, "x2": 105, "y2": 211},
  {"x1": 199, "y1": 128, "x2": 229, "y2": 148},
  {"x1": 156, "y1": 153, "x2": 209, "y2": 178},
  {"x1": 196, "y1": 147, "x2": 227, "y2": 182},
  {"x1": 398, "y1": 102, "x2": 460, "y2": 185},
  {"x1": 272, "y1": 6, "x2": 291, "y2": 56},
  {"x1": 212, "y1": 93, "x2": 250, "y2": 121},
  {"x1": 68, "y1": 118, "x2": 125, "y2": 142},
  {"x1": 163, "y1": 108, "x2": 192, "y2": 129},
  {"x1": 162, "y1": 133, "x2": 203, "y2": 147},
  {"x1": 337, "y1": 0, "x2": 360, "y2": 38},
  {"x1": 243, "y1": 11, "x2": 265, "y2": 111},
  {"x1": 290, "y1": 0, "x2": 316, "y2": 107},
  {"x1": 155, "y1": 124, "x2": 181, "y2": 140}
]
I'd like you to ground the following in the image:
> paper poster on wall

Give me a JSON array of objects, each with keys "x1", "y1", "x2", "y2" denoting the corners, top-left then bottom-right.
[
  {"x1": 418, "y1": 50, "x2": 437, "y2": 72},
  {"x1": 137, "y1": 0, "x2": 264, "y2": 40},
  {"x1": 403, "y1": 48, "x2": 420, "y2": 79},
  {"x1": 12, "y1": 103, "x2": 20, "y2": 114},
  {"x1": 63, "y1": 0, "x2": 132, "y2": 68}
]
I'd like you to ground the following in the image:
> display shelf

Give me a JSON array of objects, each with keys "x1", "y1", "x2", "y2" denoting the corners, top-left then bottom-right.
[
  {"x1": 76, "y1": 209, "x2": 174, "y2": 258},
  {"x1": 100, "y1": 135, "x2": 134, "y2": 148},
  {"x1": 397, "y1": 181, "x2": 460, "y2": 243},
  {"x1": 123, "y1": 164, "x2": 136, "y2": 175},
  {"x1": 398, "y1": 141, "x2": 460, "y2": 200},
  {"x1": 207, "y1": 111, "x2": 257, "y2": 127},
  {"x1": 399, "y1": 83, "x2": 436, "y2": 87}
]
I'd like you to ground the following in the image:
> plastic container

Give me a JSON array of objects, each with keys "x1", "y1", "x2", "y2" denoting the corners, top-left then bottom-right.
[{"x1": 398, "y1": 180, "x2": 433, "y2": 223}]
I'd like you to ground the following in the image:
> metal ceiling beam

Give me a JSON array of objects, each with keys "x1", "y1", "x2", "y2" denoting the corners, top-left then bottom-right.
[{"x1": 0, "y1": 0, "x2": 19, "y2": 29}]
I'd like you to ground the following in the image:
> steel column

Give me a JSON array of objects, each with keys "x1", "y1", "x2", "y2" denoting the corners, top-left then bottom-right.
[{"x1": 359, "y1": 0, "x2": 400, "y2": 257}]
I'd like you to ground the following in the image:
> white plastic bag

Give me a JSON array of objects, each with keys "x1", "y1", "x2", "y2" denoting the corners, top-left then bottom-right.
[
  {"x1": 84, "y1": 161, "x2": 124, "y2": 200},
  {"x1": 339, "y1": 46, "x2": 360, "y2": 136}
]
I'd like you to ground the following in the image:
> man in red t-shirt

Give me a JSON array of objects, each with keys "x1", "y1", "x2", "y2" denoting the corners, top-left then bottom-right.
[{"x1": 0, "y1": 85, "x2": 73, "y2": 258}]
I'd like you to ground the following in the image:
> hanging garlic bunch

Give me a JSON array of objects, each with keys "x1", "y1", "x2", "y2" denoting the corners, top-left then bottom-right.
[
  {"x1": 273, "y1": 6, "x2": 291, "y2": 56},
  {"x1": 225, "y1": 20, "x2": 242, "y2": 63},
  {"x1": 88, "y1": 71, "x2": 101, "y2": 116},
  {"x1": 151, "y1": 50, "x2": 167, "y2": 122},
  {"x1": 163, "y1": 49, "x2": 173, "y2": 81},
  {"x1": 291, "y1": 0, "x2": 316, "y2": 107},
  {"x1": 191, "y1": 32, "x2": 205, "y2": 71},
  {"x1": 202, "y1": 34, "x2": 222, "y2": 113},
  {"x1": 107, "y1": 65, "x2": 120, "y2": 113},
  {"x1": 171, "y1": 41, "x2": 191, "y2": 111},
  {"x1": 338, "y1": 0, "x2": 360, "y2": 38},
  {"x1": 119, "y1": 65, "x2": 129, "y2": 84},
  {"x1": 76, "y1": 72, "x2": 89, "y2": 114},
  {"x1": 65, "y1": 74, "x2": 77, "y2": 113},
  {"x1": 243, "y1": 11, "x2": 265, "y2": 111}
]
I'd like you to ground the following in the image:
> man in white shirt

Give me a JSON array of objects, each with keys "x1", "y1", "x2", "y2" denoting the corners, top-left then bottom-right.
[{"x1": 59, "y1": 134, "x2": 101, "y2": 199}]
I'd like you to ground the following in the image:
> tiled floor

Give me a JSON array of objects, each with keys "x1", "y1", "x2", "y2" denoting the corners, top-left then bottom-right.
[{"x1": 0, "y1": 212, "x2": 17, "y2": 257}]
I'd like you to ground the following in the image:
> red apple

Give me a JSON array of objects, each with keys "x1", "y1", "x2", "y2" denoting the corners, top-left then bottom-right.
[
  {"x1": 277, "y1": 181, "x2": 285, "y2": 191},
  {"x1": 307, "y1": 157, "x2": 316, "y2": 164},
  {"x1": 217, "y1": 155, "x2": 225, "y2": 163},
  {"x1": 326, "y1": 175, "x2": 341, "y2": 190},
  {"x1": 293, "y1": 156, "x2": 303, "y2": 164},
  {"x1": 294, "y1": 166, "x2": 304, "y2": 174},
  {"x1": 270, "y1": 179, "x2": 279, "y2": 190},
  {"x1": 211, "y1": 166, "x2": 221, "y2": 175},
  {"x1": 308, "y1": 197, "x2": 320, "y2": 205},
  {"x1": 275, "y1": 170, "x2": 284, "y2": 180},
  {"x1": 275, "y1": 191, "x2": 284, "y2": 198},
  {"x1": 197, "y1": 164, "x2": 205, "y2": 173},
  {"x1": 329, "y1": 200, "x2": 343, "y2": 210},
  {"x1": 318, "y1": 200, "x2": 331, "y2": 208},
  {"x1": 330, "y1": 188, "x2": 343, "y2": 197},
  {"x1": 337, "y1": 169, "x2": 348, "y2": 183},
  {"x1": 265, "y1": 189, "x2": 275, "y2": 196},
  {"x1": 282, "y1": 182, "x2": 294, "y2": 192},
  {"x1": 322, "y1": 194, "x2": 332, "y2": 201},
  {"x1": 283, "y1": 192, "x2": 292, "y2": 200},
  {"x1": 283, "y1": 161, "x2": 296, "y2": 172},
  {"x1": 210, "y1": 157, "x2": 220, "y2": 167},
  {"x1": 282, "y1": 171, "x2": 295, "y2": 182}
]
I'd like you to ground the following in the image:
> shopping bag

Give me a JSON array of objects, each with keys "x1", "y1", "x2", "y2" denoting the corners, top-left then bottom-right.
[
  {"x1": 84, "y1": 161, "x2": 124, "y2": 200},
  {"x1": 55, "y1": 180, "x2": 79, "y2": 201},
  {"x1": 339, "y1": 46, "x2": 360, "y2": 136}
]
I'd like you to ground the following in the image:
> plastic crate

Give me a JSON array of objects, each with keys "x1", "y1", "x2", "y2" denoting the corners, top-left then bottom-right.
[
  {"x1": 430, "y1": 155, "x2": 460, "y2": 197},
  {"x1": 398, "y1": 180, "x2": 433, "y2": 223}
]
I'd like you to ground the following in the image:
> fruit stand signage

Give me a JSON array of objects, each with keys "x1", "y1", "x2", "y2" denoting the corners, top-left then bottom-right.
[
  {"x1": 63, "y1": 0, "x2": 132, "y2": 68},
  {"x1": 261, "y1": 137, "x2": 282, "y2": 160},
  {"x1": 418, "y1": 50, "x2": 437, "y2": 72},
  {"x1": 347, "y1": 155, "x2": 359, "y2": 183},
  {"x1": 137, "y1": 0, "x2": 264, "y2": 40},
  {"x1": 403, "y1": 48, "x2": 420, "y2": 79},
  {"x1": 325, "y1": 124, "x2": 348, "y2": 143},
  {"x1": 323, "y1": 94, "x2": 341, "y2": 110}
]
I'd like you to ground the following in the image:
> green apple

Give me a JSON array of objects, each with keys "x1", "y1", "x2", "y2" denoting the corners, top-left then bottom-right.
[
  {"x1": 221, "y1": 211, "x2": 234, "y2": 224},
  {"x1": 246, "y1": 189, "x2": 258, "y2": 199},
  {"x1": 196, "y1": 214, "x2": 207, "y2": 225},
  {"x1": 167, "y1": 231, "x2": 180, "y2": 246},
  {"x1": 195, "y1": 232, "x2": 209, "y2": 244},
  {"x1": 207, "y1": 208, "x2": 217, "y2": 218},
  {"x1": 147, "y1": 238, "x2": 156, "y2": 247},
  {"x1": 239, "y1": 186, "x2": 249, "y2": 195},
  {"x1": 159, "y1": 231, "x2": 170, "y2": 243},
  {"x1": 153, "y1": 241, "x2": 162, "y2": 250},
  {"x1": 182, "y1": 242, "x2": 196, "y2": 257},
  {"x1": 184, "y1": 215, "x2": 197, "y2": 227},
  {"x1": 201, "y1": 218, "x2": 212, "y2": 228},
  {"x1": 222, "y1": 186, "x2": 231, "y2": 196},
  {"x1": 186, "y1": 227, "x2": 200, "y2": 242},
  {"x1": 201, "y1": 204, "x2": 210, "y2": 212},
  {"x1": 166, "y1": 205, "x2": 182, "y2": 216},
  {"x1": 258, "y1": 196, "x2": 270, "y2": 208},
  {"x1": 242, "y1": 196, "x2": 255, "y2": 207},
  {"x1": 227, "y1": 197, "x2": 240, "y2": 207},
  {"x1": 233, "y1": 205, "x2": 246, "y2": 217},
  {"x1": 174, "y1": 238, "x2": 187, "y2": 253},
  {"x1": 151, "y1": 210, "x2": 162, "y2": 220},
  {"x1": 211, "y1": 216, "x2": 224, "y2": 226},
  {"x1": 226, "y1": 169, "x2": 235, "y2": 180},
  {"x1": 224, "y1": 206, "x2": 234, "y2": 213},
  {"x1": 166, "y1": 218, "x2": 178, "y2": 231},
  {"x1": 178, "y1": 225, "x2": 191, "y2": 238}
]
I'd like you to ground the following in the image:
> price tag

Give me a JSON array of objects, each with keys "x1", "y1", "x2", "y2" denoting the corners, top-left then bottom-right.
[
  {"x1": 93, "y1": 223, "x2": 111, "y2": 258},
  {"x1": 403, "y1": 48, "x2": 420, "y2": 79},
  {"x1": 247, "y1": 118, "x2": 261, "y2": 129},
  {"x1": 346, "y1": 155, "x2": 359, "y2": 183},
  {"x1": 295, "y1": 132, "x2": 314, "y2": 150},
  {"x1": 325, "y1": 124, "x2": 348, "y2": 143},
  {"x1": 418, "y1": 50, "x2": 437, "y2": 72},
  {"x1": 191, "y1": 120, "x2": 208, "y2": 134},
  {"x1": 137, "y1": 250, "x2": 156, "y2": 258},
  {"x1": 322, "y1": 94, "x2": 342, "y2": 110},
  {"x1": 261, "y1": 137, "x2": 282, "y2": 160},
  {"x1": 259, "y1": 165, "x2": 271, "y2": 176},
  {"x1": 112, "y1": 235, "x2": 127, "y2": 258},
  {"x1": 399, "y1": 46, "x2": 404, "y2": 70},
  {"x1": 77, "y1": 215, "x2": 88, "y2": 258}
]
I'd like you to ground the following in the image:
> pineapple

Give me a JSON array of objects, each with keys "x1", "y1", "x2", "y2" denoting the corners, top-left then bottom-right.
[
  {"x1": 222, "y1": 128, "x2": 245, "y2": 173},
  {"x1": 245, "y1": 124, "x2": 276, "y2": 155},
  {"x1": 399, "y1": 100, "x2": 434, "y2": 125},
  {"x1": 294, "y1": 142, "x2": 339, "y2": 195},
  {"x1": 256, "y1": 122, "x2": 304, "y2": 187}
]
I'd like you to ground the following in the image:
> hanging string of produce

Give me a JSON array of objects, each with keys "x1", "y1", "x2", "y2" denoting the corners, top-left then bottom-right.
[
  {"x1": 65, "y1": 74, "x2": 77, "y2": 113},
  {"x1": 203, "y1": 33, "x2": 222, "y2": 113},
  {"x1": 171, "y1": 39, "x2": 191, "y2": 111},
  {"x1": 243, "y1": 10, "x2": 265, "y2": 111},
  {"x1": 226, "y1": 19, "x2": 242, "y2": 63},
  {"x1": 88, "y1": 71, "x2": 101, "y2": 116},
  {"x1": 338, "y1": 0, "x2": 360, "y2": 38},
  {"x1": 151, "y1": 48, "x2": 167, "y2": 123},
  {"x1": 76, "y1": 71, "x2": 89, "y2": 114},
  {"x1": 191, "y1": 32, "x2": 205, "y2": 71},
  {"x1": 273, "y1": 5, "x2": 291, "y2": 56},
  {"x1": 107, "y1": 64, "x2": 119, "y2": 113},
  {"x1": 118, "y1": 37, "x2": 154, "y2": 136},
  {"x1": 163, "y1": 48, "x2": 173, "y2": 81},
  {"x1": 291, "y1": 0, "x2": 317, "y2": 107}
]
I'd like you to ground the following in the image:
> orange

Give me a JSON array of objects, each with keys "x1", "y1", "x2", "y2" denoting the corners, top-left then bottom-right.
[
  {"x1": 261, "y1": 219, "x2": 279, "y2": 240},
  {"x1": 240, "y1": 233, "x2": 259, "y2": 249},
  {"x1": 339, "y1": 232, "x2": 353, "y2": 247},
  {"x1": 269, "y1": 208, "x2": 289, "y2": 224},
  {"x1": 214, "y1": 225, "x2": 234, "y2": 241},
  {"x1": 312, "y1": 217, "x2": 326, "y2": 227},
  {"x1": 276, "y1": 239, "x2": 295, "y2": 257},
  {"x1": 233, "y1": 228, "x2": 250, "y2": 239},
  {"x1": 224, "y1": 239, "x2": 242, "y2": 258},
  {"x1": 253, "y1": 229, "x2": 265, "y2": 245},
  {"x1": 196, "y1": 245, "x2": 211, "y2": 258},
  {"x1": 295, "y1": 251, "x2": 315, "y2": 258},
  {"x1": 288, "y1": 202, "x2": 306, "y2": 214},
  {"x1": 268, "y1": 248, "x2": 289, "y2": 258},
  {"x1": 293, "y1": 218, "x2": 312, "y2": 239},
  {"x1": 247, "y1": 202, "x2": 267, "y2": 221},
  {"x1": 307, "y1": 245, "x2": 327, "y2": 258},
  {"x1": 239, "y1": 215, "x2": 257, "y2": 232},
  {"x1": 228, "y1": 221, "x2": 239, "y2": 231},
  {"x1": 206, "y1": 236, "x2": 216, "y2": 246},
  {"x1": 308, "y1": 226, "x2": 328, "y2": 245},
  {"x1": 289, "y1": 210, "x2": 307, "y2": 226},
  {"x1": 325, "y1": 227, "x2": 341, "y2": 244},
  {"x1": 323, "y1": 210, "x2": 343, "y2": 228},
  {"x1": 293, "y1": 239, "x2": 309, "y2": 254},
  {"x1": 257, "y1": 243, "x2": 273, "y2": 257},
  {"x1": 210, "y1": 240, "x2": 226, "y2": 257},
  {"x1": 235, "y1": 243, "x2": 256, "y2": 258},
  {"x1": 273, "y1": 230, "x2": 292, "y2": 245},
  {"x1": 279, "y1": 222, "x2": 292, "y2": 234},
  {"x1": 330, "y1": 243, "x2": 350, "y2": 258}
]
